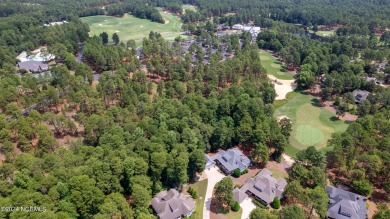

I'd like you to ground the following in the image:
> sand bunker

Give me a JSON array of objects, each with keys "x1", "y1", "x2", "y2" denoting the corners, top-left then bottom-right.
[
  {"x1": 164, "y1": 19, "x2": 169, "y2": 24},
  {"x1": 115, "y1": 30, "x2": 119, "y2": 32},
  {"x1": 268, "y1": 75, "x2": 296, "y2": 100},
  {"x1": 98, "y1": 24, "x2": 103, "y2": 26},
  {"x1": 271, "y1": 63, "x2": 280, "y2": 68}
]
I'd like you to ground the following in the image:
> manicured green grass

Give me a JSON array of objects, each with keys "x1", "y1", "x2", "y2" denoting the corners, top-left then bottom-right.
[
  {"x1": 308, "y1": 30, "x2": 335, "y2": 37},
  {"x1": 214, "y1": 206, "x2": 243, "y2": 219},
  {"x1": 81, "y1": 9, "x2": 186, "y2": 47},
  {"x1": 275, "y1": 92, "x2": 349, "y2": 157},
  {"x1": 259, "y1": 50, "x2": 294, "y2": 80},
  {"x1": 182, "y1": 4, "x2": 198, "y2": 12},
  {"x1": 224, "y1": 12, "x2": 237, "y2": 17},
  {"x1": 268, "y1": 168, "x2": 288, "y2": 179},
  {"x1": 185, "y1": 179, "x2": 208, "y2": 219}
]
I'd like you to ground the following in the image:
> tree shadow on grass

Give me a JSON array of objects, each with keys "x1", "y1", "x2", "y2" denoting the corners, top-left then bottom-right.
[
  {"x1": 210, "y1": 197, "x2": 230, "y2": 214},
  {"x1": 330, "y1": 116, "x2": 339, "y2": 121},
  {"x1": 311, "y1": 98, "x2": 324, "y2": 107}
]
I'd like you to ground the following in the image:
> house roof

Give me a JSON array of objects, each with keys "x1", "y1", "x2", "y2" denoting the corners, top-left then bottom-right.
[
  {"x1": 326, "y1": 186, "x2": 367, "y2": 219},
  {"x1": 233, "y1": 187, "x2": 248, "y2": 203},
  {"x1": 151, "y1": 189, "x2": 195, "y2": 219},
  {"x1": 209, "y1": 148, "x2": 251, "y2": 173},
  {"x1": 17, "y1": 61, "x2": 48, "y2": 72},
  {"x1": 352, "y1": 89, "x2": 370, "y2": 103},
  {"x1": 239, "y1": 169, "x2": 287, "y2": 204}
]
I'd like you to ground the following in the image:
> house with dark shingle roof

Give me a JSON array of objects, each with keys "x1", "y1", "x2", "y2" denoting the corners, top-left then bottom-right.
[
  {"x1": 17, "y1": 61, "x2": 48, "y2": 73},
  {"x1": 236, "y1": 169, "x2": 287, "y2": 205},
  {"x1": 151, "y1": 189, "x2": 195, "y2": 219},
  {"x1": 352, "y1": 89, "x2": 370, "y2": 104},
  {"x1": 326, "y1": 186, "x2": 368, "y2": 219},
  {"x1": 206, "y1": 148, "x2": 251, "y2": 175}
]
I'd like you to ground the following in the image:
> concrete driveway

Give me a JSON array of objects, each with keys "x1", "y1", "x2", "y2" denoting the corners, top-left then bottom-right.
[
  {"x1": 203, "y1": 166, "x2": 226, "y2": 219},
  {"x1": 240, "y1": 197, "x2": 256, "y2": 219}
]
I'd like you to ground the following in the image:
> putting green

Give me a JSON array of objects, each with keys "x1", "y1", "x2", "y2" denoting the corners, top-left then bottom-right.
[
  {"x1": 295, "y1": 125, "x2": 325, "y2": 146},
  {"x1": 81, "y1": 9, "x2": 186, "y2": 47},
  {"x1": 275, "y1": 93, "x2": 349, "y2": 157}
]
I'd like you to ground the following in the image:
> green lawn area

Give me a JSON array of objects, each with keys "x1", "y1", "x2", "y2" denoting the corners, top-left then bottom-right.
[
  {"x1": 81, "y1": 9, "x2": 186, "y2": 47},
  {"x1": 259, "y1": 50, "x2": 294, "y2": 80},
  {"x1": 275, "y1": 92, "x2": 349, "y2": 157},
  {"x1": 182, "y1": 4, "x2": 198, "y2": 12},
  {"x1": 213, "y1": 206, "x2": 243, "y2": 219},
  {"x1": 224, "y1": 12, "x2": 236, "y2": 17},
  {"x1": 268, "y1": 168, "x2": 288, "y2": 179},
  {"x1": 308, "y1": 30, "x2": 335, "y2": 37},
  {"x1": 184, "y1": 179, "x2": 208, "y2": 219}
]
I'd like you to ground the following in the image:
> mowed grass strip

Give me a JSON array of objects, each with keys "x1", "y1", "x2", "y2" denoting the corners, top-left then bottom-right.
[
  {"x1": 259, "y1": 50, "x2": 294, "y2": 80},
  {"x1": 275, "y1": 93, "x2": 348, "y2": 157},
  {"x1": 81, "y1": 9, "x2": 186, "y2": 47},
  {"x1": 184, "y1": 179, "x2": 208, "y2": 219},
  {"x1": 182, "y1": 4, "x2": 198, "y2": 12}
]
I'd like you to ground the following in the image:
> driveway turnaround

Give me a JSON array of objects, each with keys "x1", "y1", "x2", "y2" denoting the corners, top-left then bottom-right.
[
  {"x1": 240, "y1": 197, "x2": 256, "y2": 219},
  {"x1": 203, "y1": 166, "x2": 226, "y2": 219}
]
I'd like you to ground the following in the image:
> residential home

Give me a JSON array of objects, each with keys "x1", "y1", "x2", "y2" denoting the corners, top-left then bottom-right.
[
  {"x1": 326, "y1": 186, "x2": 368, "y2": 219},
  {"x1": 236, "y1": 169, "x2": 287, "y2": 205},
  {"x1": 232, "y1": 24, "x2": 244, "y2": 30},
  {"x1": 17, "y1": 61, "x2": 48, "y2": 73},
  {"x1": 352, "y1": 89, "x2": 370, "y2": 104},
  {"x1": 206, "y1": 148, "x2": 251, "y2": 175},
  {"x1": 151, "y1": 189, "x2": 195, "y2": 219}
]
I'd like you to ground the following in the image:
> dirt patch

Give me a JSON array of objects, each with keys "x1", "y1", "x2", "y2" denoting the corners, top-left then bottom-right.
[
  {"x1": 164, "y1": 19, "x2": 169, "y2": 24},
  {"x1": 322, "y1": 100, "x2": 358, "y2": 122}
]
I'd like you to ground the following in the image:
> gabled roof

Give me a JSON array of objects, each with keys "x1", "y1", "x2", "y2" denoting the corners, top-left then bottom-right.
[
  {"x1": 209, "y1": 148, "x2": 251, "y2": 173},
  {"x1": 17, "y1": 61, "x2": 48, "y2": 72},
  {"x1": 352, "y1": 90, "x2": 370, "y2": 103},
  {"x1": 239, "y1": 169, "x2": 287, "y2": 204},
  {"x1": 233, "y1": 187, "x2": 248, "y2": 203},
  {"x1": 151, "y1": 189, "x2": 195, "y2": 219},
  {"x1": 326, "y1": 186, "x2": 367, "y2": 219}
]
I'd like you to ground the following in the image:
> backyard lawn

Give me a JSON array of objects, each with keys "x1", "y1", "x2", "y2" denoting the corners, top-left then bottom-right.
[
  {"x1": 275, "y1": 92, "x2": 349, "y2": 157},
  {"x1": 184, "y1": 179, "x2": 208, "y2": 219},
  {"x1": 259, "y1": 50, "x2": 294, "y2": 80},
  {"x1": 81, "y1": 9, "x2": 186, "y2": 47}
]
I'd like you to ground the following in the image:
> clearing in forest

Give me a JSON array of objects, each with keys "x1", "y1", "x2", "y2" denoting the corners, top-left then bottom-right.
[
  {"x1": 182, "y1": 4, "x2": 198, "y2": 13},
  {"x1": 259, "y1": 50, "x2": 295, "y2": 80},
  {"x1": 81, "y1": 9, "x2": 186, "y2": 47},
  {"x1": 275, "y1": 93, "x2": 349, "y2": 157}
]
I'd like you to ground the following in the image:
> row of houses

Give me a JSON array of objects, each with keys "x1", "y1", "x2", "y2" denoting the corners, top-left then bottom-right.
[{"x1": 206, "y1": 148, "x2": 368, "y2": 219}]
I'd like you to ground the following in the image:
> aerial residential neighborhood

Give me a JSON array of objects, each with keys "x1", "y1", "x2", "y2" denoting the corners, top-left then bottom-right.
[{"x1": 0, "y1": 0, "x2": 389, "y2": 219}]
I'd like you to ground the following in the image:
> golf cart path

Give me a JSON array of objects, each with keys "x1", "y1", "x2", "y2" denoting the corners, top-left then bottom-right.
[{"x1": 203, "y1": 166, "x2": 225, "y2": 219}]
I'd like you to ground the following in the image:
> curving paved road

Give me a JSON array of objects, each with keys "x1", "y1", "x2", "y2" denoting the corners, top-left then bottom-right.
[{"x1": 203, "y1": 166, "x2": 226, "y2": 219}]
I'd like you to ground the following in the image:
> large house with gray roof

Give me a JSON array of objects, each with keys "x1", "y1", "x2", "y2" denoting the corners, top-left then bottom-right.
[
  {"x1": 352, "y1": 89, "x2": 370, "y2": 104},
  {"x1": 151, "y1": 189, "x2": 195, "y2": 219},
  {"x1": 326, "y1": 186, "x2": 367, "y2": 219},
  {"x1": 235, "y1": 169, "x2": 287, "y2": 205},
  {"x1": 17, "y1": 61, "x2": 48, "y2": 73},
  {"x1": 206, "y1": 148, "x2": 251, "y2": 175}
]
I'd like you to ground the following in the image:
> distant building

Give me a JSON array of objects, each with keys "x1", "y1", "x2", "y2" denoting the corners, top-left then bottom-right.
[
  {"x1": 151, "y1": 189, "x2": 195, "y2": 219},
  {"x1": 232, "y1": 24, "x2": 244, "y2": 30},
  {"x1": 236, "y1": 169, "x2": 287, "y2": 205},
  {"x1": 352, "y1": 89, "x2": 370, "y2": 103},
  {"x1": 326, "y1": 186, "x2": 368, "y2": 219},
  {"x1": 206, "y1": 148, "x2": 251, "y2": 175},
  {"x1": 216, "y1": 24, "x2": 230, "y2": 31},
  {"x1": 44, "y1": 21, "x2": 68, "y2": 27},
  {"x1": 17, "y1": 61, "x2": 48, "y2": 73}
]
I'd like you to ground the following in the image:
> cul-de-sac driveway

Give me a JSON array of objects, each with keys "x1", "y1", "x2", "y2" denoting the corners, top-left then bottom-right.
[{"x1": 203, "y1": 166, "x2": 226, "y2": 219}]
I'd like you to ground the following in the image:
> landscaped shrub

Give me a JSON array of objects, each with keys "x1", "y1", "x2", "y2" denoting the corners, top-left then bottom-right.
[
  {"x1": 252, "y1": 199, "x2": 267, "y2": 209},
  {"x1": 232, "y1": 168, "x2": 241, "y2": 178},
  {"x1": 271, "y1": 197, "x2": 280, "y2": 209},
  {"x1": 231, "y1": 201, "x2": 240, "y2": 212},
  {"x1": 241, "y1": 169, "x2": 248, "y2": 175},
  {"x1": 187, "y1": 186, "x2": 198, "y2": 199}
]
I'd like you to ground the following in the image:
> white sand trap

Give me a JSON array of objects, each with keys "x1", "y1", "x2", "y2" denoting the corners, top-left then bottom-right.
[
  {"x1": 268, "y1": 75, "x2": 296, "y2": 100},
  {"x1": 115, "y1": 30, "x2": 119, "y2": 32},
  {"x1": 277, "y1": 115, "x2": 291, "y2": 121},
  {"x1": 140, "y1": 25, "x2": 143, "y2": 28},
  {"x1": 164, "y1": 19, "x2": 169, "y2": 24},
  {"x1": 98, "y1": 24, "x2": 103, "y2": 26}
]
